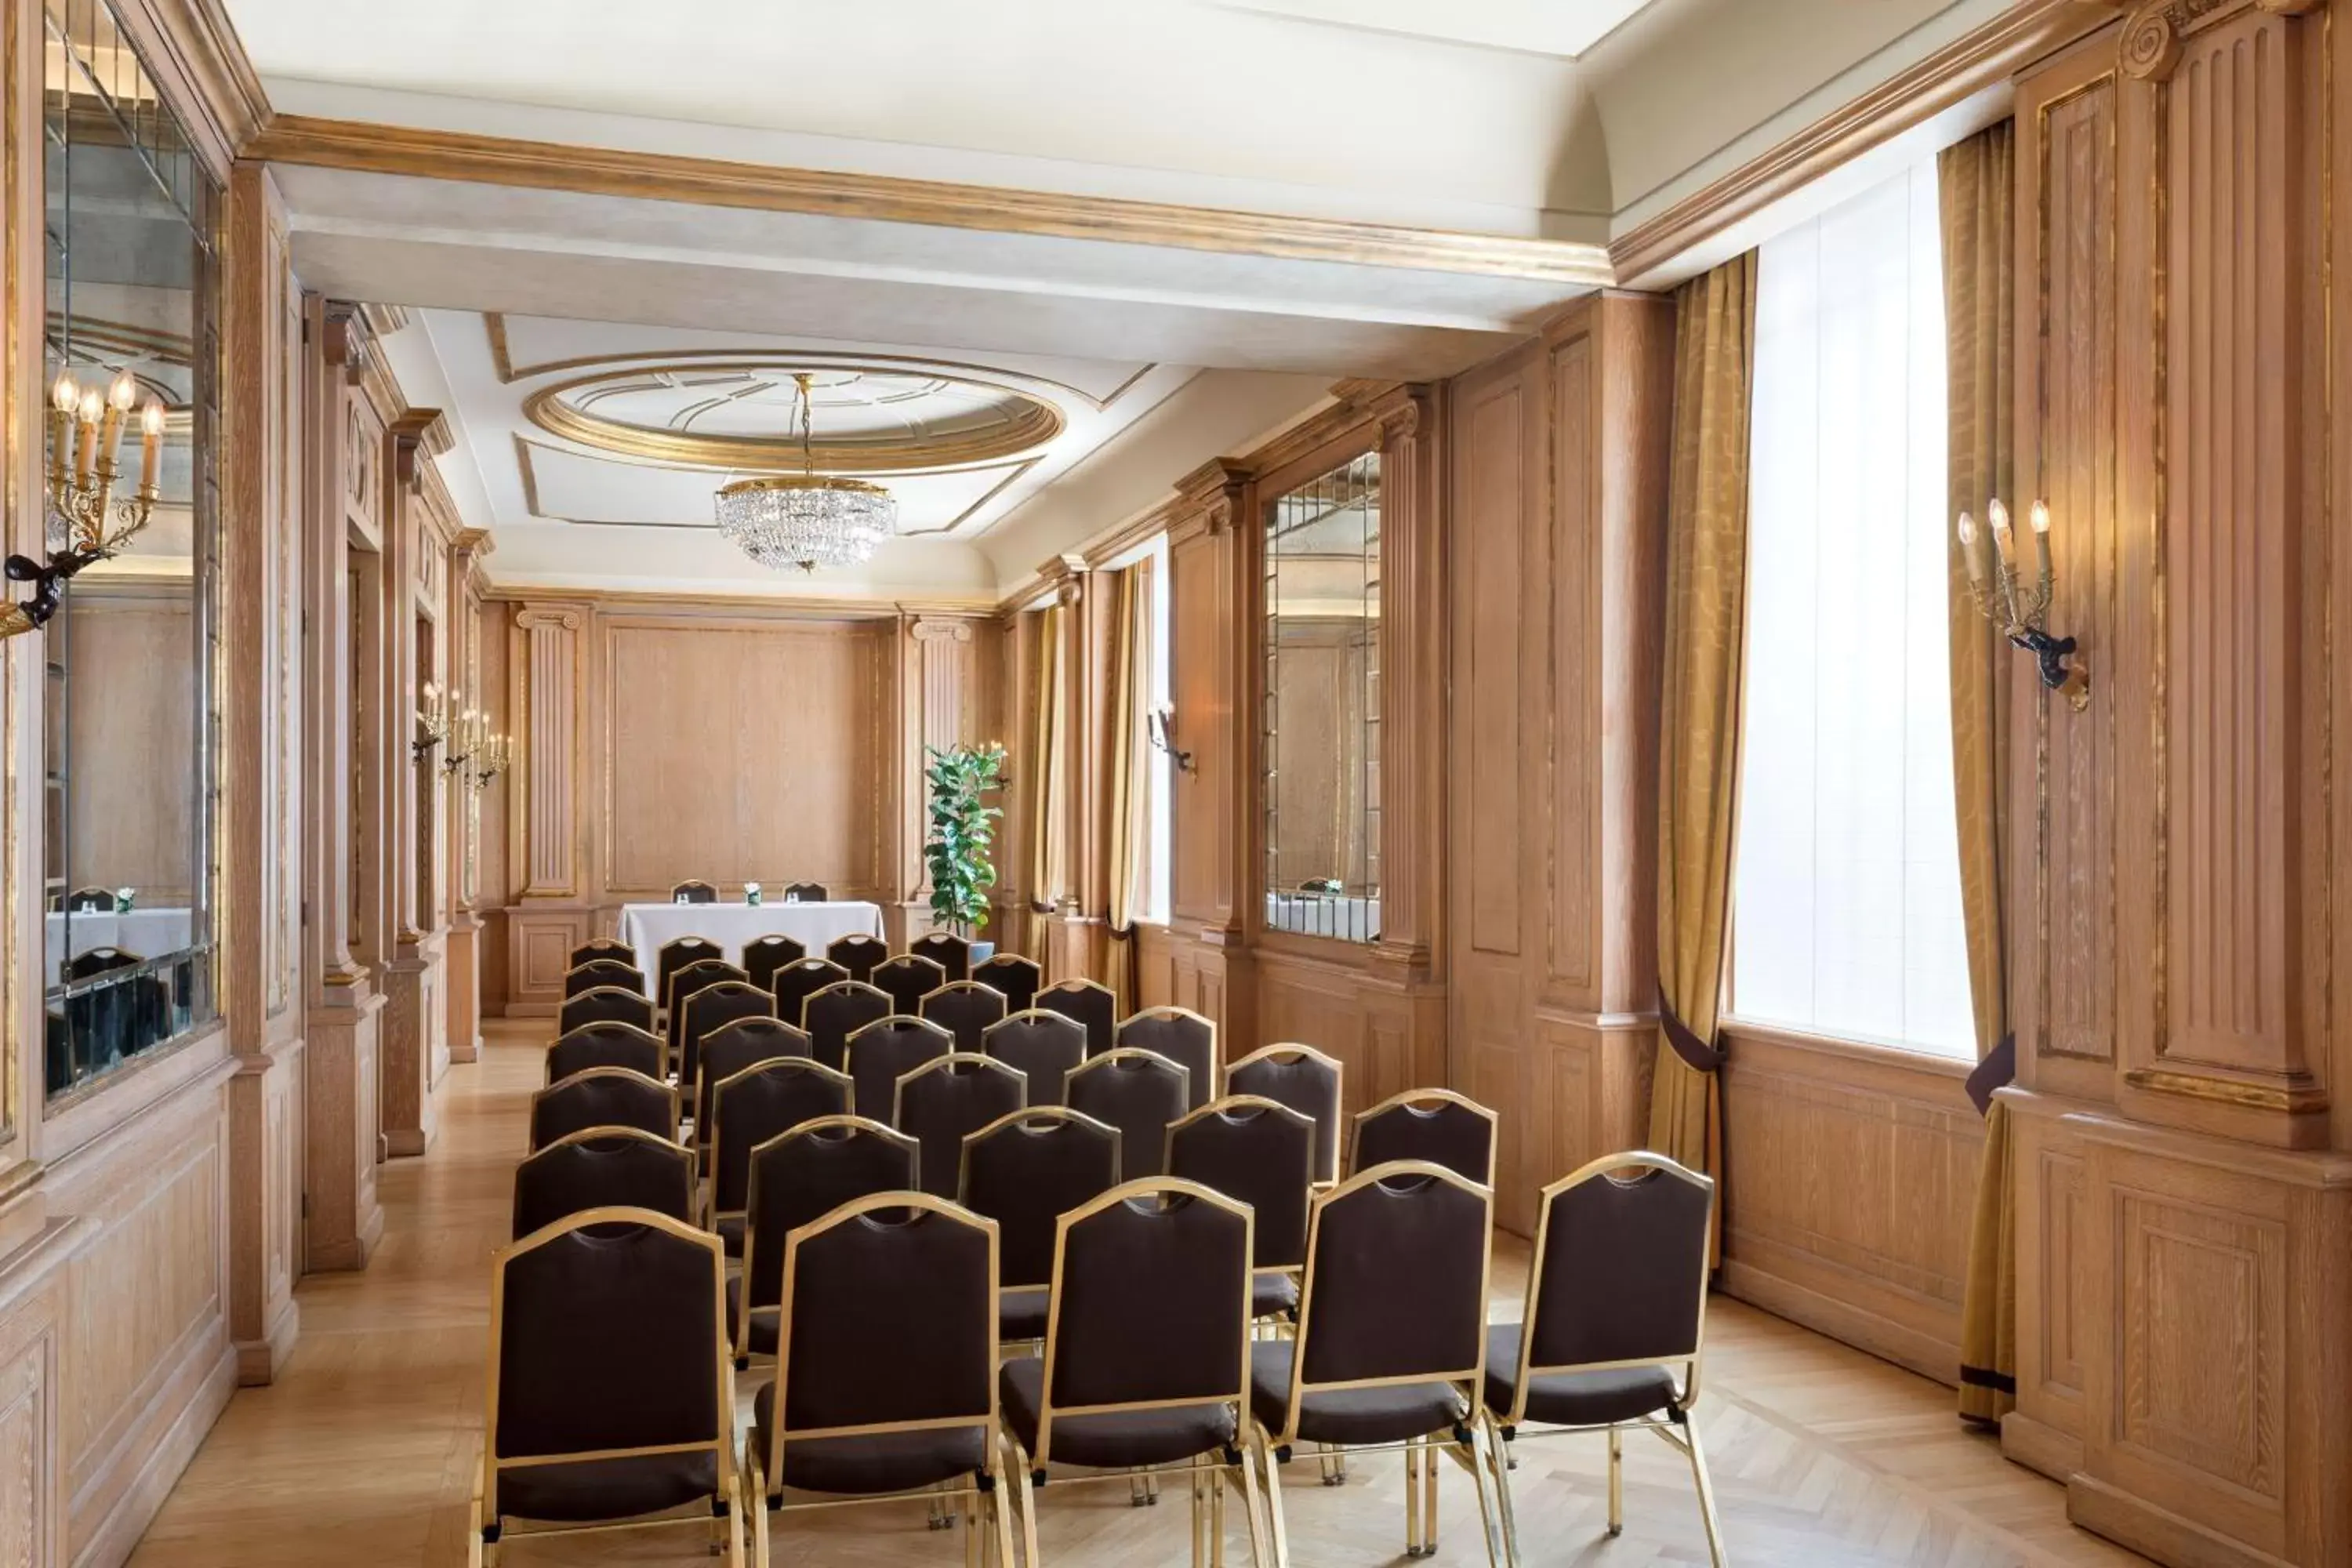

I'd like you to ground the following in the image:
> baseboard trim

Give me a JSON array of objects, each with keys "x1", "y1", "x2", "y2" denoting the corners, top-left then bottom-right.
[
  {"x1": 2067, "y1": 1473, "x2": 2292, "y2": 1568},
  {"x1": 70, "y1": 1334, "x2": 235, "y2": 1568},
  {"x1": 234, "y1": 1293, "x2": 300, "y2": 1386},
  {"x1": 1719, "y1": 1258, "x2": 1958, "y2": 1387},
  {"x1": 1998, "y1": 1408, "x2": 2082, "y2": 1483}
]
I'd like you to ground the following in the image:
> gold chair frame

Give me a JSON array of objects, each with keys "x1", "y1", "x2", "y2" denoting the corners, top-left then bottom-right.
[
  {"x1": 556, "y1": 984, "x2": 656, "y2": 1036},
  {"x1": 1223, "y1": 1042, "x2": 1345, "y2": 1184},
  {"x1": 525, "y1": 1067, "x2": 680, "y2": 1149},
  {"x1": 546, "y1": 1021, "x2": 665, "y2": 1084},
  {"x1": 1346, "y1": 1088, "x2": 1499, "y2": 1185},
  {"x1": 891, "y1": 1051, "x2": 1029, "y2": 1127},
  {"x1": 1164, "y1": 1093, "x2": 1317, "y2": 1329},
  {"x1": 705, "y1": 1057, "x2": 855, "y2": 1230},
  {"x1": 773, "y1": 960, "x2": 854, "y2": 1025},
  {"x1": 731, "y1": 1114, "x2": 917, "y2": 1368}
]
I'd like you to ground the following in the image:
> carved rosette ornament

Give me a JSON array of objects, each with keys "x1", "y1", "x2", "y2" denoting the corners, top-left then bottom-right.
[{"x1": 2123, "y1": 0, "x2": 2324, "y2": 78}]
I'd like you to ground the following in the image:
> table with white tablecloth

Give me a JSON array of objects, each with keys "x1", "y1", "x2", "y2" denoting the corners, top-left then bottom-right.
[
  {"x1": 615, "y1": 900, "x2": 885, "y2": 982},
  {"x1": 45, "y1": 908, "x2": 195, "y2": 988}
]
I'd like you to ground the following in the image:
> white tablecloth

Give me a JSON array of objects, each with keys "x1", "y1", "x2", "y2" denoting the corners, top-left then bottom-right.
[
  {"x1": 1264, "y1": 893, "x2": 1381, "y2": 942},
  {"x1": 45, "y1": 909, "x2": 195, "y2": 987},
  {"x1": 615, "y1": 900, "x2": 885, "y2": 980}
]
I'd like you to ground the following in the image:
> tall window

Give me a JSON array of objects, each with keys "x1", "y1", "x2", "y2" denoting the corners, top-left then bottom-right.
[{"x1": 1730, "y1": 162, "x2": 1973, "y2": 1057}]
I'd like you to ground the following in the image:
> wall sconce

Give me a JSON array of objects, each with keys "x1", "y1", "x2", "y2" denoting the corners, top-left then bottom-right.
[
  {"x1": 1, "y1": 371, "x2": 165, "y2": 641},
  {"x1": 1958, "y1": 499, "x2": 2089, "y2": 710},
  {"x1": 443, "y1": 706, "x2": 511, "y2": 788},
  {"x1": 1148, "y1": 706, "x2": 1195, "y2": 772},
  {"x1": 413, "y1": 682, "x2": 453, "y2": 760}
]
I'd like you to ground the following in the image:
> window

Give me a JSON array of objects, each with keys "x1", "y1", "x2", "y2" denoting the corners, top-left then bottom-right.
[
  {"x1": 1143, "y1": 534, "x2": 1172, "y2": 925},
  {"x1": 1730, "y1": 162, "x2": 1973, "y2": 1057}
]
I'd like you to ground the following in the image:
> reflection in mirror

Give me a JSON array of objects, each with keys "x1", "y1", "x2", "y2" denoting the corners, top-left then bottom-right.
[
  {"x1": 42, "y1": 0, "x2": 220, "y2": 1100},
  {"x1": 1262, "y1": 448, "x2": 1381, "y2": 943}
]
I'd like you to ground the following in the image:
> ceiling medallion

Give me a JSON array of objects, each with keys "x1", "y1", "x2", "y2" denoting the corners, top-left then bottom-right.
[{"x1": 716, "y1": 375, "x2": 899, "y2": 572}]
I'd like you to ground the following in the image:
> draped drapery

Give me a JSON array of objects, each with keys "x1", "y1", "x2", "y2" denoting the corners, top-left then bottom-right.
[
  {"x1": 1650, "y1": 252, "x2": 1759, "y2": 1266},
  {"x1": 1025, "y1": 605, "x2": 1067, "y2": 930},
  {"x1": 1941, "y1": 122, "x2": 2020, "y2": 1427},
  {"x1": 1102, "y1": 562, "x2": 1152, "y2": 1014}
]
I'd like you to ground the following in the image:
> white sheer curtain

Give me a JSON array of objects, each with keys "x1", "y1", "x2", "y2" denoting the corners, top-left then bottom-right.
[{"x1": 1731, "y1": 161, "x2": 1974, "y2": 1057}]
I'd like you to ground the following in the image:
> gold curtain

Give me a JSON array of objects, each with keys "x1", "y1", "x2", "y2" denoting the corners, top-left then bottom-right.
[
  {"x1": 1943, "y1": 122, "x2": 2019, "y2": 1427},
  {"x1": 1650, "y1": 252, "x2": 1758, "y2": 1268},
  {"x1": 1103, "y1": 562, "x2": 1152, "y2": 1014},
  {"x1": 1025, "y1": 605, "x2": 1067, "y2": 935}
]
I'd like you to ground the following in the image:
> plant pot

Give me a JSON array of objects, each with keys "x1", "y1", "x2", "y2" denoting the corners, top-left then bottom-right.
[{"x1": 968, "y1": 940, "x2": 996, "y2": 966}]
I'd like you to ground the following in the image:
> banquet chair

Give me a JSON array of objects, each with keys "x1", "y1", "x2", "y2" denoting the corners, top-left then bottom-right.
[
  {"x1": 996, "y1": 1179, "x2": 1272, "y2": 1567},
  {"x1": 744, "y1": 1192, "x2": 1011, "y2": 1568},
  {"x1": 919, "y1": 978, "x2": 1006, "y2": 1052},
  {"x1": 1036, "y1": 978, "x2": 1117, "y2": 1058},
  {"x1": 471, "y1": 1210, "x2": 743, "y2": 1567},
  {"x1": 1478, "y1": 1152, "x2": 1722, "y2": 1568},
  {"x1": 972, "y1": 952, "x2": 1043, "y2": 1014},
  {"x1": 769, "y1": 957, "x2": 848, "y2": 1029},
  {"x1": 510, "y1": 1126, "x2": 695, "y2": 1240},
  {"x1": 782, "y1": 881, "x2": 829, "y2": 902},
  {"x1": 843, "y1": 1015, "x2": 953, "y2": 1121},
  {"x1": 1349, "y1": 1090, "x2": 1499, "y2": 1186},
  {"x1": 528, "y1": 1068, "x2": 680, "y2": 1151},
  {"x1": 733, "y1": 1116, "x2": 918, "y2": 1367},
  {"x1": 557, "y1": 985, "x2": 654, "y2": 1038},
  {"x1": 1167, "y1": 1095, "x2": 1316, "y2": 1326},
  {"x1": 64, "y1": 886, "x2": 122, "y2": 913},
  {"x1": 1117, "y1": 1006, "x2": 1220, "y2": 1112},
  {"x1": 957, "y1": 1105, "x2": 1120, "y2": 1346},
  {"x1": 980, "y1": 1009, "x2": 1087, "y2": 1106},
  {"x1": 695, "y1": 1017, "x2": 811, "y2": 1138},
  {"x1": 893, "y1": 1053, "x2": 1026, "y2": 1198},
  {"x1": 824, "y1": 932, "x2": 888, "y2": 984},
  {"x1": 670, "y1": 879, "x2": 720, "y2": 904},
  {"x1": 872, "y1": 953, "x2": 947, "y2": 1018},
  {"x1": 1225, "y1": 1044, "x2": 1345, "y2": 1183},
  {"x1": 666, "y1": 960, "x2": 747, "y2": 1072},
  {"x1": 739, "y1": 934, "x2": 806, "y2": 993},
  {"x1": 655, "y1": 936, "x2": 727, "y2": 1014},
  {"x1": 677, "y1": 981, "x2": 774, "y2": 1122},
  {"x1": 1248, "y1": 1161, "x2": 1502, "y2": 1565},
  {"x1": 705, "y1": 1058, "x2": 851, "y2": 1254},
  {"x1": 64, "y1": 946, "x2": 141, "y2": 981},
  {"x1": 1065, "y1": 1048, "x2": 1190, "y2": 1180},
  {"x1": 547, "y1": 1022, "x2": 665, "y2": 1085},
  {"x1": 568, "y1": 936, "x2": 635, "y2": 971},
  {"x1": 801, "y1": 980, "x2": 891, "y2": 1071},
  {"x1": 908, "y1": 930, "x2": 971, "y2": 982},
  {"x1": 562, "y1": 957, "x2": 643, "y2": 1000}
]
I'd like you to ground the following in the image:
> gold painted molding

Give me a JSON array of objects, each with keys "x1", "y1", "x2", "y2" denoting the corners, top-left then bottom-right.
[
  {"x1": 2121, "y1": 1066, "x2": 2331, "y2": 1115},
  {"x1": 2120, "y1": 0, "x2": 2325, "y2": 78}
]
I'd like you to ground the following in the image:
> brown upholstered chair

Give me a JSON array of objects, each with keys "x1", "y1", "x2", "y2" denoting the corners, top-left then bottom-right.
[
  {"x1": 670, "y1": 879, "x2": 720, "y2": 904},
  {"x1": 919, "y1": 978, "x2": 1006, "y2": 1053},
  {"x1": 546, "y1": 1022, "x2": 665, "y2": 1085},
  {"x1": 980, "y1": 1009, "x2": 1087, "y2": 1107},
  {"x1": 676, "y1": 980, "x2": 772, "y2": 1119},
  {"x1": 568, "y1": 936, "x2": 634, "y2": 971},
  {"x1": 1225, "y1": 1043, "x2": 1345, "y2": 1183},
  {"x1": 1065, "y1": 1047, "x2": 1190, "y2": 1180},
  {"x1": 782, "y1": 881, "x2": 829, "y2": 902},
  {"x1": 892, "y1": 1054, "x2": 1026, "y2": 1199},
  {"x1": 769, "y1": 957, "x2": 848, "y2": 1029},
  {"x1": 1118, "y1": 1006, "x2": 1220, "y2": 1112},
  {"x1": 972, "y1": 952, "x2": 1043, "y2": 1014},
  {"x1": 557, "y1": 985, "x2": 655, "y2": 1040},
  {"x1": 996, "y1": 1179, "x2": 1270, "y2": 1565},
  {"x1": 843, "y1": 1015, "x2": 953, "y2": 1122},
  {"x1": 801, "y1": 980, "x2": 891, "y2": 1072},
  {"x1": 1167, "y1": 1095, "x2": 1316, "y2": 1323},
  {"x1": 64, "y1": 886, "x2": 122, "y2": 913},
  {"x1": 694, "y1": 1018, "x2": 813, "y2": 1140},
  {"x1": 562, "y1": 957, "x2": 644, "y2": 1000},
  {"x1": 655, "y1": 936, "x2": 726, "y2": 1014},
  {"x1": 872, "y1": 953, "x2": 947, "y2": 1018},
  {"x1": 510, "y1": 1127, "x2": 695, "y2": 1240},
  {"x1": 1479, "y1": 1152, "x2": 1722, "y2": 1566},
  {"x1": 706, "y1": 1058, "x2": 852, "y2": 1255},
  {"x1": 528, "y1": 1068, "x2": 679, "y2": 1151},
  {"x1": 744, "y1": 1192, "x2": 1011, "y2": 1567},
  {"x1": 739, "y1": 933, "x2": 807, "y2": 993},
  {"x1": 824, "y1": 932, "x2": 887, "y2": 983},
  {"x1": 1247, "y1": 1161, "x2": 1501, "y2": 1562},
  {"x1": 665, "y1": 960, "x2": 747, "y2": 1073},
  {"x1": 734, "y1": 1116, "x2": 918, "y2": 1367},
  {"x1": 908, "y1": 930, "x2": 971, "y2": 982},
  {"x1": 64, "y1": 946, "x2": 140, "y2": 981},
  {"x1": 1350, "y1": 1090, "x2": 1499, "y2": 1186},
  {"x1": 472, "y1": 1210, "x2": 743, "y2": 1564},
  {"x1": 1036, "y1": 978, "x2": 1117, "y2": 1058},
  {"x1": 957, "y1": 1106, "x2": 1120, "y2": 1345}
]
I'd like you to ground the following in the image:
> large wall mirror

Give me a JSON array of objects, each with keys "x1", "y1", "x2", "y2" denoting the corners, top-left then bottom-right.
[
  {"x1": 42, "y1": 0, "x2": 223, "y2": 1101},
  {"x1": 1261, "y1": 446, "x2": 1381, "y2": 943}
]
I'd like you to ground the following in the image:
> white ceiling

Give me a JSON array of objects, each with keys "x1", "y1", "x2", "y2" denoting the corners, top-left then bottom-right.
[{"x1": 1215, "y1": 0, "x2": 1655, "y2": 58}]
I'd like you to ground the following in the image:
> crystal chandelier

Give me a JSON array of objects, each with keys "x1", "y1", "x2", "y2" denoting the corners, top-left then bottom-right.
[{"x1": 714, "y1": 373, "x2": 898, "y2": 572}]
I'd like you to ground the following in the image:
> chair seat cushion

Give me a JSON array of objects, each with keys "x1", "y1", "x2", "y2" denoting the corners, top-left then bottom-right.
[
  {"x1": 1251, "y1": 1272, "x2": 1299, "y2": 1320},
  {"x1": 724, "y1": 1277, "x2": 778, "y2": 1357},
  {"x1": 495, "y1": 1450, "x2": 717, "y2": 1523},
  {"x1": 1000, "y1": 1356, "x2": 1236, "y2": 1470},
  {"x1": 998, "y1": 1286, "x2": 1049, "y2": 1343},
  {"x1": 752, "y1": 1380, "x2": 984, "y2": 1496},
  {"x1": 1247, "y1": 1340, "x2": 1467, "y2": 1447},
  {"x1": 1480, "y1": 1323, "x2": 1679, "y2": 1428}
]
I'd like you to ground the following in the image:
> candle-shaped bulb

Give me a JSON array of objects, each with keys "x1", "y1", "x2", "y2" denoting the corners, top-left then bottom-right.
[
  {"x1": 74, "y1": 389, "x2": 100, "y2": 485},
  {"x1": 139, "y1": 400, "x2": 164, "y2": 493},
  {"x1": 1987, "y1": 497, "x2": 2014, "y2": 561},
  {"x1": 76, "y1": 389, "x2": 100, "y2": 424},
  {"x1": 141, "y1": 400, "x2": 164, "y2": 437},
  {"x1": 1955, "y1": 511, "x2": 1988, "y2": 586},
  {"x1": 1956, "y1": 511, "x2": 1976, "y2": 546},
  {"x1": 51, "y1": 373, "x2": 78, "y2": 412},
  {"x1": 106, "y1": 372, "x2": 136, "y2": 412},
  {"x1": 2029, "y1": 500, "x2": 2050, "y2": 535}
]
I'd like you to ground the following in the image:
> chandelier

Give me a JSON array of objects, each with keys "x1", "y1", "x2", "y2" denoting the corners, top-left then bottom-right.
[{"x1": 714, "y1": 373, "x2": 898, "y2": 572}]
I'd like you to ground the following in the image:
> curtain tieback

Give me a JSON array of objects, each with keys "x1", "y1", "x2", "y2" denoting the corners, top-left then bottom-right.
[
  {"x1": 1964, "y1": 1033, "x2": 2016, "y2": 1117},
  {"x1": 1657, "y1": 989, "x2": 1726, "y2": 1073}
]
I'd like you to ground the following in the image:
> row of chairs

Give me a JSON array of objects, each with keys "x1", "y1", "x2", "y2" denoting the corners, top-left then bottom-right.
[
  {"x1": 475, "y1": 1152, "x2": 1724, "y2": 1568},
  {"x1": 667, "y1": 879, "x2": 832, "y2": 904},
  {"x1": 571, "y1": 929, "x2": 1014, "y2": 1011}
]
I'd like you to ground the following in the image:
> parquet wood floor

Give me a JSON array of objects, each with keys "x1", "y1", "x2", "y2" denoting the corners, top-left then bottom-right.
[{"x1": 125, "y1": 1032, "x2": 2148, "y2": 1568}]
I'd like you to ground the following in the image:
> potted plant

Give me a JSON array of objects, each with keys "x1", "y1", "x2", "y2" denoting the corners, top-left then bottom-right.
[{"x1": 924, "y1": 741, "x2": 1007, "y2": 962}]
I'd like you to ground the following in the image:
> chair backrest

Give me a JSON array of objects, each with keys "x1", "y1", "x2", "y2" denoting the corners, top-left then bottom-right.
[
  {"x1": 1035, "y1": 978, "x2": 1117, "y2": 1057},
  {"x1": 873, "y1": 953, "x2": 948, "y2": 1018},
  {"x1": 510, "y1": 1127, "x2": 695, "y2": 1240},
  {"x1": 562, "y1": 957, "x2": 644, "y2": 1000},
  {"x1": 568, "y1": 936, "x2": 635, "y2": 970},
  {"x1": 980, "y1": 1009, "x2": 1087, "y2": 1107},
  {"x1": 761, "y1": 1193, "x2": 996, "y2": 1497},
  {"x1": 65, "y1": 946, "x2": 140, "y2": 981},
  {"x1": 1272, "y1": 1160, "x2": 1494, "y2": 1444},
  {"x1": 959, "y1": 1106, "x2": 1120, "y2": 1290},
  {"x1": 1033, "y1": 1180, "x2": 1252, "y2": 1467},
  {"x1": 844, "y1": 1015, "x2": 953, "y2": 1120},
  {"x1": 65, "y1": 886, "x2": 121, "y2": 913},
  {"x1": 665, "y1": 960, "x2": 747, "y2": 1066},
  {"x1": 972, "y1": 953, "x2": 1043, "y2": 1014},
  {"x1": 547, "y1": 1022, "x2": 665, "y2": 1085},
  {"x1": 708, "y1": 1058, "x2": 854, "y2": 1221},
  {"x1": 771, "y1": 957, "x2": 851, "y2": 1027},
  {"x1": 802, "y1": 980, "x2": 892, "y2": 1071},
  {"x1": 825, "y1": 932, "x2": 888, "y2": 983},
  {"x1": 739, "y1": 932, "x2": 808, "y2": 992},
  {"x1": 907, "y1": 931, "x2": 971, "y2": 982},
  {"x1": 1166, "y1": 1094, "x2": 1315, "y2": 1272},
  {"x1": 739, "y1": 1116, "x2": 920, "y2": 1353},
  {"x1": 670, "y1": 879, "x2": 720, "y2": 904},
  {"x1": 783, "y1": 881, "x2": 829, "y2": 902},
  {"x1": 1064, "y1": 1047, "x2": 1190, "y2": 1179},
  {"x1": 1224, "y1": 1043, "x2": 1344, "y2": 1181},
  {"x1": 557, "y1": 985, "x2": 655, "y2": 1037},
  {"x1": 485, "y1": 1210, "x2": 728, "y2": 1526},
  {"x1": 919, "y1": 979, "x2": 1006, "y2": 1053},
  {"x1": 655, "y1": 936, "x2": 726, "y2": 1011},
  {"x1": 893, "y1": 1054, "x2": 1027, "y2": 1198},
  {"x1": 1349, "y1": 1090, "x2": 1498, "y2": 1186},
  {"x1": 1507, "y1": 1152, "x2": 1714, "y2": 1426},
  {"x1": 528, "y1": 1068, "x2": 680, "y2": 1150},
  {"x1": 1116, "y1": 1007, "x2": 1220, "y2": 1112},
  {"x1": 695, "y1": 1017, "x2": 813, "y2": 1134},
  {"x1": 677, "y1": 979, "x2": 772, "y2": 1111}
]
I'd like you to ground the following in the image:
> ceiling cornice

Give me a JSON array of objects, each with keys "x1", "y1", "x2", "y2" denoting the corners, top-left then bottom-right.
[{"x1": 114, "y1": 0, "x2": 270, "y2": 178}]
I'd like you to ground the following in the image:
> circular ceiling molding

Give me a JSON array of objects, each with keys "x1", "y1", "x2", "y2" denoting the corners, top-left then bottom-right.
[{"x1": 521, "y1": 359, "x2": 1066, "y2": 474}]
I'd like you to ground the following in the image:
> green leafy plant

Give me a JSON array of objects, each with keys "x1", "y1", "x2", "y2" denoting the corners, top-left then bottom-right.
[{"x1": 924, "y1": 741, "x2": 1007, "y2": 937}]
